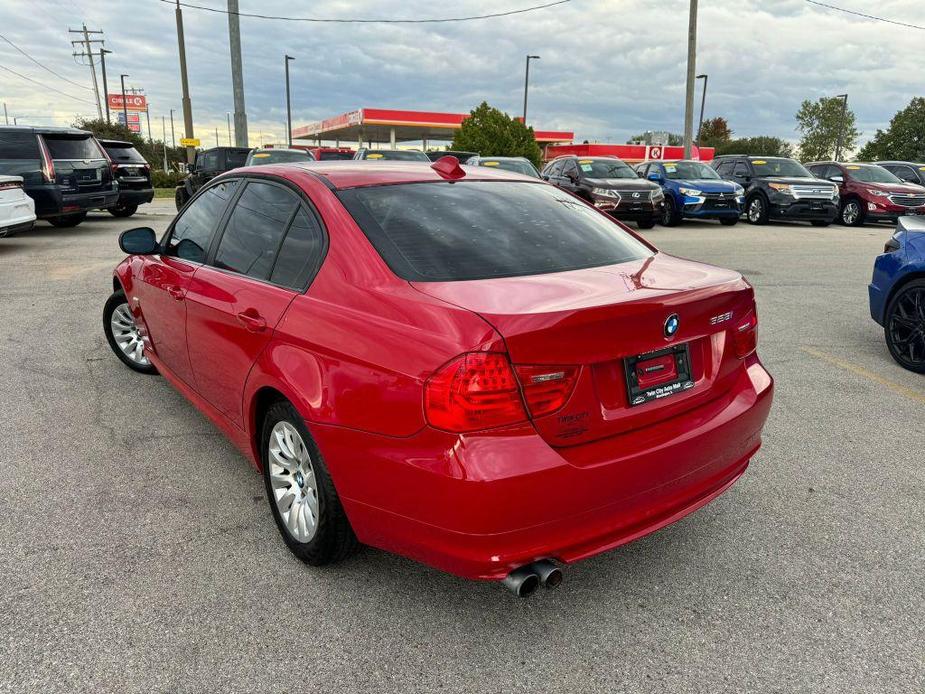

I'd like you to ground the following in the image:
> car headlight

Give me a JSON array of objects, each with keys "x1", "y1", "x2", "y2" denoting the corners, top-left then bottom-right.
[
  {"x1": 768, "y1": 183, "x2": 793, "y2": 195},
  {"x1": 678, "y1": 187, "x2": 702, "y2": 197},
  {"x1": 592, "y1": 187, "x2": 620, "y2": 199},
  {"x1": 650, "y1": 188, "x2": 664, "y2": 201},
  {"x1": 831, "y1": 187, "x2": 840, "y2": 200},
  {"x1": 733, "y1": 184, "x2": 745, "y2": 195},
  {"x1": 866, "y1": 188, "x2": 889, "y2": 197}
]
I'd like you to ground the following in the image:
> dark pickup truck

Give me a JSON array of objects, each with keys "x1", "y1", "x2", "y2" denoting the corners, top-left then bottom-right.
[{"x1": 175, "y1": 146, "x2": 250, "y2": 210}]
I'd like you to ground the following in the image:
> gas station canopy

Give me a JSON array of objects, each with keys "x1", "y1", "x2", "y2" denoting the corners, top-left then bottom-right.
[{"x1": 291, "y1": 108, "x2": 574, "y2": 145}]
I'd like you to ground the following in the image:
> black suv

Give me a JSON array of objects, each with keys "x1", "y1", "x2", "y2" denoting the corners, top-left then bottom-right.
[
  {"x1": 99, "y1": 139, "x2": 153, "y2": 218},
  {"x1": 875, "y1": 161, "x2": 925, "y2": 186},
  {"x1": 0, "y1": 126, "x2": 118, "y2": 227},
  {"x1": 542, "y1": 155, "x2": 664, "y2": 228},
  {"x1": 712, "y1": 155, "x2": 839, "y2": 226},
  {"x1": 175, "y1": 146, "x2": 250, "y2": 210}
]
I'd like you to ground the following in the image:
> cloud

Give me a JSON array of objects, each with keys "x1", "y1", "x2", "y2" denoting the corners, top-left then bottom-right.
[{"x1": 0, "y1": 0, "x2": 921, "y2": 148}]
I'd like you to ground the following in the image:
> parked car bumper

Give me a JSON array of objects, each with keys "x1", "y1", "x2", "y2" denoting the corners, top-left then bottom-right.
[
  {"x1": 683, "y1": 201, "x2": 744, "y2": 219},
  {"x1": 321, "y1": 357, "x2": 774, "y2": 580},
  {"x1": 28, "y1": 184, "x2": 120, "y2": 218},
  {"x1": 769, "y1": 196, "x2": 838, "y2": 222},
  {"x1": 864, "y1": 202, "x2": 925, "y2": 223},
  {"x1": 114, "y1": 187, "x2": 155, "y2": 206},
  {"x1": 0, "y1": 191, "x2": 36, "y2": 236}
]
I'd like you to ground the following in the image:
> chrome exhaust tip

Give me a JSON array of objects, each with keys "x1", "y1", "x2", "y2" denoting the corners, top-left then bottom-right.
[
  {"x1": 502, "y1": 566, "x2": 541, "y2": 598},
  {"x1": 532, "y1": 559, "x2": 563, "y2": 589}
]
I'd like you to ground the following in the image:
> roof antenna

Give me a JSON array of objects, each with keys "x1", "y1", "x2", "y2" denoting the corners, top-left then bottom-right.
[{"x1": 430, "y1": 155, "x2": 465, "y2": 180}]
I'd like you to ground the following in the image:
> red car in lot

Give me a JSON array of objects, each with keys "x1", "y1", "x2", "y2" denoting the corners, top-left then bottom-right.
[
  {"x1": 806, "y1": 161, "x2": 925, "y2": 225},
  {"x1": 103, "y1": 158, "x2": 773, "y2": 596}
]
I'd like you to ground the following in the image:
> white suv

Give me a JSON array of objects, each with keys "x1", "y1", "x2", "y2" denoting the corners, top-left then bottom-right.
[{"x1": 0, "y1": 176, "x2": 36, "y2": 237}]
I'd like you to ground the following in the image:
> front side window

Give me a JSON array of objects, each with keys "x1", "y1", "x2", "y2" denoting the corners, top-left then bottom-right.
[
  {"x1": 339, "y1": 180, "x2": 653, "y2": 282},
  {"x1": 733, "y1": 161, "x2": 751, "y2": 177},
  {"x1": 714, "y1": 160, "x2": 734, "y2": 177},
  {"x1": 166, "y1": 179, "x2": 239, "y2": 263},
  {"x1": 42, "y1": 135, "x2": 103, "y2": 160},
  {"x1": 213, "y1": 181, "x2": 299, "y2": 280}
]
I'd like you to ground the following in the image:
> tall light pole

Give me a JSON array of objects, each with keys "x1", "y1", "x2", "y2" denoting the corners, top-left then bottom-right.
[
  {"x1": 833, "y1": 93, "x2": 848, "y2": 161},
  {"x1": 169, "y1": 109, "x2": 176, "y2": 148},
  {"x1": 119, "y1": 74, "x2": 129, "y2": 133},
  {"x1": 100, "y1": 48, "x2": 112, "y2": 123},
  {"x1": 228, "y1": 0, "x2": 248, "y2": 146},
  {"x1": 682, "y1": 0, "x2": 699, "y2": 158},
  {"x1": 175, "y1": 0, "x2": 195, "y2": 163},
  {"x1": 285, "y1": 55, "x2": 294, "y2": 147},
  {"x1": 523, "y1": 55, "x2": 540, "y2": 123},
  {"x1": 227, "y1": 112, "x2": 232, "y2": 145},
  {"x1": 695, "y1": 73, "x2": 708, "y2": 152}
]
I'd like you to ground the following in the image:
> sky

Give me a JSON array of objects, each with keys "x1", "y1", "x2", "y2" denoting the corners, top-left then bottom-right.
[{"x1": 0, "y1": 0, "x2": 922, "y2": 149}]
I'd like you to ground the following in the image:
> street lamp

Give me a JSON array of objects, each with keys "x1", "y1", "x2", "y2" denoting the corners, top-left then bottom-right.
[
  {"x1": 695, "y1": 74, "x2": 708, "y2": 151},
  {"x1": 284, "y1": 55, "x2": 295, "y2": 147},
  {"x1": 523, "y1": 55, "x2": 540, "y2": 123},
  {"x1": 833, "y1": 93, "x2": 848, "y2": 161},
  {"x1": 119, "y1": 74, "x2": 129, "y2": 133},
  {"x1": 100, "y1": 48, "x2": 112, "y2": 123}
]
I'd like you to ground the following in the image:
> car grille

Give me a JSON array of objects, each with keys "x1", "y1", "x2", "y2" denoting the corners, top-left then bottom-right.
[
  {"x1": 888, "y1": 193, "x2": 925, "y2": 208},
  {"x1": 791, "y1": 184, "x2": 836, "y2": 200},
  {"x1": 698, "y1": 192, "x2": 738, "y2": 210}
]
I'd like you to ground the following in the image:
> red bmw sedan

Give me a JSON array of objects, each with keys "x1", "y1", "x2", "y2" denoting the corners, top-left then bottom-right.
[{"x1": 103, "y1": 157, "x2": 773, "y2": 596}]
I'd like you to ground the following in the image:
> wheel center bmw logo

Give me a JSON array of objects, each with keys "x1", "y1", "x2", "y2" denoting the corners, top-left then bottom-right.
[{"x1": 664, "y1": 314, "x2": 680, "y2": 338}]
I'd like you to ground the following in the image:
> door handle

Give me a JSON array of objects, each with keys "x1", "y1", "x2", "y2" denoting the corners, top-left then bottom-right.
[
  {"x1": 236, "y1": 310, "x2": 266, "y2": 332},
  {"x1": 166, "y1": 285, "x2": 184, "y2": 301}
]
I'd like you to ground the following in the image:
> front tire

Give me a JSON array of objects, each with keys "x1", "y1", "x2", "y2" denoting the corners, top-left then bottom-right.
[
  {"x1": 48, "y1": 212, "x2": 87, "y2": 228},
  {"x1": 262, "y1": 401, "x2": 358, "y2": 565},
  {"x1": 839, "y1": 198, "x2": 866, "y2": 226},
  {"x1": 103, "y1": 289, "x2": 158, "y2": 374},
  {"x1": 636, "y1": 217, "x2": 656, "y2": 230},
  {"x1": 745, "y1": 195, "x2": 769, "y2": 225},
  {"x1": 660, "y1": 197, "x2": 681, "y2": 226},
  {"x1": 108, "y1": 203, "x2": 138, "y2": 218},
  {"x1": 884, "y1": 279, "x2": 925, "y2": 373}
]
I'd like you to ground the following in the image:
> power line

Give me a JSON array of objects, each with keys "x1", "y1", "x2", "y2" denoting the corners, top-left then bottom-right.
[
  {"x1": 157, "y1": 0, "x2": 570, "y2": 23},
  {"x1": 0, "y1": 64, "x2": 97, "y2": 105},
  {"x1": 804, "y1": 1, "x2": 925, "y2": 31},
  {"x1": 0, "y1": 32, "x2": 93, "y2": 90}
]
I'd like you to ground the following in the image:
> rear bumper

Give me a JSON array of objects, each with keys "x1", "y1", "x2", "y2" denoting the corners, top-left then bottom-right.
[
  {"x1": 0, "y1": 194, "x2": 36, "y2": 235},
  {"x1": 27, "y1": 184, "x2": 119, "y2": 218},
  {"x1": 114, "y1": 187, "x2": 154, "y2": 206},
  {"x1": 319, "y1": 358, "x2": 774, "y2": 580}
]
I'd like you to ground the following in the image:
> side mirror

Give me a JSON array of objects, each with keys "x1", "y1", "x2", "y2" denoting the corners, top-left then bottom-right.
[
  {"x1": 541, "y1": 174, "x2": 550, "y2": 181},
  {"x1": 829, "y1": 175, "x2": 843, "y2": 183},
  {"x1": 647, "y1": 172, "x2": 663, "y2": 183},
  {"x1": 119, "y1": 227, "x2": 159, "y2": 255}
]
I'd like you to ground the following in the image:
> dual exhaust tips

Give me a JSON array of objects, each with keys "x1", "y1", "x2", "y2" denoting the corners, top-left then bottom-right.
[{"x1": 502, "y1": 559, "x2": 563, "y2": 597}]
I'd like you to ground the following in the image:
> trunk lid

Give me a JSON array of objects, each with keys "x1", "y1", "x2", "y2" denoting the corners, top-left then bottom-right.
[{"x1": 412, "y1": 253, "x2": 756, "y2": 447}]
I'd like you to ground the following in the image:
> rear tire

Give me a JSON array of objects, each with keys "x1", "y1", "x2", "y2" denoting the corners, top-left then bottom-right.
[
  {"x1": 103, "y1": 289, "x2": 158, "y2": 374},
  {"x1": 884, "y1": 279, "x2": 925, "y2": 374},
  {"x1": 745, "y1": 195, "x2": 769, "y2": 225},
  {"x1": 108, "y1": 203, "x2": 138, "y2": 218},
  {"x1": 48, "y1": 212, "x2": 87, "y2": 228},
  {"x1": 719, "y1": 216, "x2": 739, "y2": 226},
  {"x1": 636, "y1": 217, "x2": 656, "y2": 230},
  {"x1": 262, "y1": 401, "x2": 358, "y2": 565}
]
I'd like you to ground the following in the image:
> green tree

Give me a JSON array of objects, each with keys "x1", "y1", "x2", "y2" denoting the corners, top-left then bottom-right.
[
  {"x1": 795, "y1": 97, "x2": 859, "y2": 161},
  {"x1": 72, "y1": 116, "x2": 185, "y2": 171},
  {"x1": 856, "y1": 97, "x2": 925, "y2": 162},
  {"x1": 451, "y1": 102, "x2": 543, "y2": 167},
  {"x1": 714, "y1": 136, "x2": 793, "y2": 157},
  {"x1": 698, "y1": 117, "x2": 733, "y2": 147}
]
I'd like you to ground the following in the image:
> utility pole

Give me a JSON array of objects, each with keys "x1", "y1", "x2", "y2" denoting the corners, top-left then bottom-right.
[
  {"x1": 69, "y1": 25, "x2": 105, "y2": 120},
  {"x1": 227, "y1": 112, "x2": 232, "y2": 146},
  {"x1": 120, "y1": 74, "x2": 129, "y2": 132},
  {"x1": 833, "y1": 94, "x2": 849, "y2": 161},
  {"x1": 682, "y1": 0, "x2": 698, "y2": 158},
  {"x1": 285, "y1": 55, "x2": 294, "y2": 147},
  {"x1": 175, "y1": 0, "x2": 196, "y2": 164},
  {"x1": 169, "y1": 109, "x2": 176, "y2": 148},
  {"x1": 3, "y1": 103, "x2": 8, "y2": 125},
  {"x1": 162, "y1": 115, "x2": 169, "y2": 172},
  {"x1": 523, "y1": 55, "x2": 540, "y2": 123},
  {"x1": 99, "y1": 49, "x2": 112, "y2": 123},
  {"x1": 215, "y1": 127, "x2": 219, "y2": 147},
  {"x1": 695, "y1": 73, "x2": 708, "y2": 151},
  {"x1": 146, "y1": 105, "x2": 153, "y2": 144},
  {"x1": 228, "y1": 0, "x2": 248, "y2": 147}
]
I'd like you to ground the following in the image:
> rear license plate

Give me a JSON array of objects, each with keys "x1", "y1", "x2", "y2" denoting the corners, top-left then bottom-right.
[
  {"x1": 623, "y1": 343, "x2": 694, "y2": 407},
  {"x1": 77, "y1": 170, "x2": 100, "y2": 182}
]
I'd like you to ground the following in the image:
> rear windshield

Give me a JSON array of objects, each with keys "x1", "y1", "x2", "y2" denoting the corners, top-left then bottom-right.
[
  {"x1": 318, "y1": 151, "x2": 354, "y2": 160},
  {"x1": 479, "y1": 159, "x2": 540, "y2": 177},
  {"x1": 103, "y1": 143, "x2": 147, "y2": 163},
  {"x1": 226, "y1": 150, "x2": 250, "y2": 168},
  {"x1": 248, "y1": 150, "x2": 312, "y2": 165},
  {"x1": 364, "y1": 150, "x2": 429, "y2": 161},
  {"x1": 0, "y1": 131, "x2": 40, "y2": 159},
  {"x1": 338, "y1": 181, "x2": 652, "y2": 282},
  {"x1": 43, "y1": 135, "x2": 103, "y2": 160}
]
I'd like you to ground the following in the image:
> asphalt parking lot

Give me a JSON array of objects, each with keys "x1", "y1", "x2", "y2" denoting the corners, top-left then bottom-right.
[{"x1": 1, "y1": 207, "x2": 922, "y2": 693}]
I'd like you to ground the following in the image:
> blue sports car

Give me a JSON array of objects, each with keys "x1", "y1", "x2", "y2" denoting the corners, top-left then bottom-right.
[
  {"x1": 636, "y1": 160, "x2": 745, "y2": 226},
  {"x1": 869, "y1": 216, "x2": 925, "y2": 373}
]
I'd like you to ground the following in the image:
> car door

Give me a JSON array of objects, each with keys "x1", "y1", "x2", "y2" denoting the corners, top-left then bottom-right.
[
  {"x1": 559, "y1": 159, "x2": 581, "y2": 194},
  {"x1": 136, "y1": 178, "x2": 240, "y2": 385},
  {"x1": 732, "y1": 160, "x2": 751, "y2": 187},
  {"x1": 184, "y1": 178, "x2": 325, "y2": 425}
]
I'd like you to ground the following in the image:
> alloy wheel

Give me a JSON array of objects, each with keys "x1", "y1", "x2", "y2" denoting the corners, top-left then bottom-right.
[
  {"x1": 842, "y1": 201, "x2": 860, "y2": 225},
  {"x1": 748, "y1": 198, "x2": 763, "y2": 223},
  {"x1": 268, "y1": 421, "x2": 320, "y2": 543},
  {"x1": 887, "y1": 286, "x2": 925, "y2": 367},
  {"x1": 110, "y1": 303, "x2": 150, "y2": 366}
]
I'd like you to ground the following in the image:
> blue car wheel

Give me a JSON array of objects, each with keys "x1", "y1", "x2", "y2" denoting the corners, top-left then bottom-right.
[{"x1": 884, "y1": 279, "x2": 925, "y2": 373}]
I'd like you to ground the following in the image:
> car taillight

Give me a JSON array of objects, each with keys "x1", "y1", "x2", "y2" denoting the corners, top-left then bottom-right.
[
  {"x1": 0, "y1": 180, "x2": 22, "y2": 191},
  {"x1": 424, "y1": 352, "x2": 527, "y2": 433},
  {"x1": 733, "y1": 311, "x2": 758, "y2": 359},
  {"x1": 37, "y1": 137, "x2": 55, "y2": 183},
  {"x1": 514, "y1": 365, "x2": 579, "y2": 417}
]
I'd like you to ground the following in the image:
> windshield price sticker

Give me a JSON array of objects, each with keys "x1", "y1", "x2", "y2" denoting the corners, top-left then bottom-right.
[
  {"x1": 846, "y1": 165, "x2": 861, "y2": 170},
  {"x1": 580, "y1": 163, "x2": 593, "y2": 172},
  {"x1": 664, "y1": 164, "x2": 677, "y2": 173},
  {"x1": 752, "y1": 160, "x2": 767, "y2": 165},
  {"x1": 484, "y1": 161, "x2": 500, "y2": 166}
]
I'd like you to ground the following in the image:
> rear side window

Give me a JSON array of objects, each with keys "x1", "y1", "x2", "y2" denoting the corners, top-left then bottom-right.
[
  {"x1": 270, "y1": 208, "x2": 325, "y2": 289},
  {"x1": 167, "y1": 179, "x2": 239, "y2": 262},
  {"x1": 213, "y1": 181, "x2": 299, "y2": 280},
  {"x1": 42, "y1": 135, "x2": 102, "y2": 160},
  {"x1": 0, "y1": 131, "x2": 40, "y2": 159},
  {"x1": 339, "y1": 181, "x2": 652, "y2": 282}
]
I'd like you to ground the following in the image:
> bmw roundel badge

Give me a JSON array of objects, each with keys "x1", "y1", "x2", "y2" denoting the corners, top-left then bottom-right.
[{"x1": 664, "y1": 313, "x2": 680, "y2": 338}]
